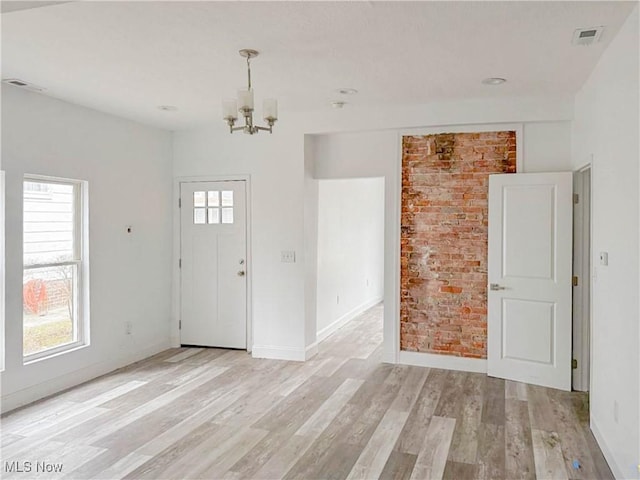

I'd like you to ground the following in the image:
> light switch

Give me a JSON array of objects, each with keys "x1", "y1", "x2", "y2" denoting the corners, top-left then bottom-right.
[
  {"x1": 599, "y1": 252, "x2": 608, "y2": 266},
  {"x1": 281, "y1": 250, "x2": 296, "y2": 263}
]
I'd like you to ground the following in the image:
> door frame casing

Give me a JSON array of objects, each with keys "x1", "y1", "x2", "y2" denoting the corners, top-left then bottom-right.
[
  {"x1": 572, "y1": 164, "x2": 592, "y2": 391},
  {"x1": 172, "y1": 174, "x2": 252, "y2": 352}
]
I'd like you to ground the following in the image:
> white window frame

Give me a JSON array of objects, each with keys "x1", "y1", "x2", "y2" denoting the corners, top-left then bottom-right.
[
  {"x1": 23, "y1": 175, "x2": 89, "y2": 363},
  {"x1": 1, "y1": 171, "x2": 5, "y2": 372}
]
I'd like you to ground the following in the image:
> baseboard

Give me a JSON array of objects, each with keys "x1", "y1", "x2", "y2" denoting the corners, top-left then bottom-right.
[
  {"x1": 252, "y1": 345, "x2": 306, "y2": 362},
  {"x1": 317, "y1": 297, "x2": 383, "y2": 342},
  {"x1": 0, "y1": 340, "x2": 171, "y2": 414},
  {"x1": 305, "y1": 342, "x2": 318, "y2": 360},
  {"x1": 590, "y1": 418, "x2": 626, "y2": 480},
  {"x1": 398, "y1": 350, "x2": 488, "y2": 373}
]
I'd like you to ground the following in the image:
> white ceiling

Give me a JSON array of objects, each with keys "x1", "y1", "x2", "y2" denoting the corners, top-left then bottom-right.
[{"x1": 1, "y1": 1, "x2": 635, "y2": 130}]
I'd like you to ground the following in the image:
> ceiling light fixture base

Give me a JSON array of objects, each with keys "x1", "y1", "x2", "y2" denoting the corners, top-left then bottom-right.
[{"x1": 239, "y1": 49, "x2": 259, "y2": 59}]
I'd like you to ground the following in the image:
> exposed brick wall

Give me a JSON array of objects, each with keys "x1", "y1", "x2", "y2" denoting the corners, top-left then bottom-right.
[{"x1": 400, "y1": 131, "x2": 516, "y2": 358}]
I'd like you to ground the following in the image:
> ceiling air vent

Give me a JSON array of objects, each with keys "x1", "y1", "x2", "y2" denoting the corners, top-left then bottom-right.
[
  {"x1": 2, "y1": 78, "x2": 46, "y2": 92},
  {"x1": 572, "y1": 26, "x2": 604, "y2": 46}
]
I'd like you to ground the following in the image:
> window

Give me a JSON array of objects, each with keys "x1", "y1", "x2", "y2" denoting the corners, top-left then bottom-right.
[
  {"x1": 23, "y1": 176, "x2": 87, "y2": 361},
  {"x1": 193, "y1": 190, "x2": 234, "y2": 225}
]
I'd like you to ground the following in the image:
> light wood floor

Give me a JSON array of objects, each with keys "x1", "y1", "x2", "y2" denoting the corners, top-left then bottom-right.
[{"x1": 1, "y1": 304, "x2": 613, "y2": 480}]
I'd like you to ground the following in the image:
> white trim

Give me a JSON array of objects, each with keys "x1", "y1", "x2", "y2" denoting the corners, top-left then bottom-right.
[
  {"x1": 305, "y1": 342, "x2": 318, "y2": 360},
  {"x1": 572, "y1": 165, "x2": 592, "y2": 392},
  {"x1": 252, "y1": 345, "x2": 307, "y2": 362},
  {"x1": 384, "y1": 132, "x2": 402, "y2": 364},
  {"x1": 389, "y1": 124, "x2": 524, "y2": 367},
  {"x1": 399, "y1": 350, "x2": 488, "y2": 373},
  {"x1": 317, "y1": 297, "x2": 382, "y2": 342},
  {"x1": 172, "y1": 174, "x2": 252, "y2": 352},
  {"x1": 21, "y1": 175, "x2": 90, "y2": 363},
  {"x1": 590, "y1": 419, "x2": 624, "y2": 480},
  {"x1": 0, "y1": 171, "x2": 4, "y2": 372},
  {"x1": 1, "y1": 340, "x2": 170, "y2": 414}
]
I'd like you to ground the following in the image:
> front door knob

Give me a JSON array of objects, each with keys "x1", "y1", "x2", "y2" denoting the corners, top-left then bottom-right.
[{"x1": 237, "y1": 271, "x2": 245, "y2": 276}]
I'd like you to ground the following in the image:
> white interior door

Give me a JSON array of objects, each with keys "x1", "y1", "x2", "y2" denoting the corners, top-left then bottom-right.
[
  {"x1": 487, "y1": 172, "x2": 573, "y2": 391},
  {"x1": 180, "y1": 180, "x2": 247, "y2": 349}
]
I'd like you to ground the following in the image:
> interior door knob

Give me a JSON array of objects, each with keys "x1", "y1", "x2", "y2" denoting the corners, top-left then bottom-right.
[{"x1": 237, "y1": 271, "x2": 245, "y2": 276}]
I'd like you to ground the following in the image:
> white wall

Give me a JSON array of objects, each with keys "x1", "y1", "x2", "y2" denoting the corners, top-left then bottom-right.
[
  {"x1": 1, "y1": 86, "x2": 173, "y2": 412},
  {"x1": 172, "y1": 124, "x2": 309, "y2": 360},
  {"x1": 571, "y1": 6, "x2": 639, "y2": 479},
  {"x1": 316, "y1": 178, "x2": 384, "y2": 340}
]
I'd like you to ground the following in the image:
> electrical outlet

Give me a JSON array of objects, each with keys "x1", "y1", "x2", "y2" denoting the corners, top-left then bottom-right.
[
  {"x1": 613, "y1": 400, "x2": 618, "y2": 423},
  {"x1": 125, "y1": 321, "x2": 132, "y2": 335}
]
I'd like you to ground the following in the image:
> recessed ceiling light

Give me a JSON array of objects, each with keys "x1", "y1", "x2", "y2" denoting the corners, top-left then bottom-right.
[
  {"x1": 331, "y1": 101, "x2": 347, "y2": 109},
  {"x1": 336, "y1": 88, "x2": 358, "y2": 95},
  {"x1": 158, "y1": 105, "x2": 178, "y2": 112},
  {"x1": 481, "y1": 78, "x2": 507, "y2": 86}
]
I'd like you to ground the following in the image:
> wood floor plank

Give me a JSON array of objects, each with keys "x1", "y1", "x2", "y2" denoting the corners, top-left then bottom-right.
[
  {"x1": 547, "y1": 391, "x2": 600, "y2": 480},
  {"x1": 532, "y1": 428, "x2": 570, "y2": 480},
  {"x1": 447, "y1": 373, "x2": 483, "y2": 464},
  {"x1": 433, "y1": 370, "x2": 467, "y2": 419},
  {"x1": 505, "y1": 380, "x2": 528, "y2": 401},
  {"x1": 527, "y1": 384, "x2": 558, "y2": 431},
  {"x1": 1, "y1": 407, "x2": 110, "y2": 459},
  {"x1": 379, "y1": 450, "x2": 418, "y2": 480},
  {"x1": 92, "y1": 452, "x2": 153, "y2": 480},
  {"x1": 164, "y1": 348, "x2": 204, "y2": 363},
  {"x1": 409, "y1": 416, "x2": 456, "y2": 480},
  {"x1": 476, "y1": 423, "x2": 506, "y2": 480},
  {"x1": 395, "y1": 368, "x2": 448, "y2": 455},
  {"x1": 123, "y1": 423, "x2": 236, "y2": 479},
  {"x1": 443, "y1": 460, "x2": 477, "y2": 480},
  {"x1": 192, "y1": 427, "x2": 270, "y2": 479},
  {"x1": 580, "y1": 423, "x2": 615, "y2": 480},
  {"x1": 0, "y1": 432, "x2": 24, "y2": 447},
  {"x1": 15, "y1": 380, "x2": 147, "y2": 438},
  {"x1": 247, "y1": 434, "x2": 313, "y2": 480},
  {"x1": 346, "y1": 409, "x2": 410, "y2": 480},
  {"x1": 252, "y1": 374, "x2": 343, "y2": 432},
  {"x1": 56, "y1": 364, "x2": 229, "y2": 446},
  {"x1": 481, "y1": 376, "x2": 505, "y2": 426},
  {"x1": 295, "y1": 378, "x2": 364, "y2": 437},
  {"x1": 505, "y1": 399, "x2": 536, "y2": 480}
]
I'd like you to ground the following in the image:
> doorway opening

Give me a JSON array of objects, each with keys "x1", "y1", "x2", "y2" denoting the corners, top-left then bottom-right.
[
  {"x1": 572, "y1": 166, "x2": 591, "y2": 392},
  {"x1": 315, "y1": 177, "x2": 385, "y2": 345}
]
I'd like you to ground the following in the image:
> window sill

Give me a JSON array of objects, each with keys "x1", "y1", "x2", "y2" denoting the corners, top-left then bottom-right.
[{"x1": 23, "y1": 342, "x2": 89, "y2": 366}]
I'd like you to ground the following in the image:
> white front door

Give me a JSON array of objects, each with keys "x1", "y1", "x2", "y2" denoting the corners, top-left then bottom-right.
[
  {"x1": 487, "y1": 172, "x2": 573, "y2": 391},
  {"x1": 180, "y1": 180, "x2": 247, "y2": 349}
]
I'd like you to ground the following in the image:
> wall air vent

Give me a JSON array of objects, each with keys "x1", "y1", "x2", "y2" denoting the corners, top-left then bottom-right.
[
  {"x1": 572, "y1": 26, "x2": 604, "y2": 46},
  {"x1": 2, "y1": 78, "x2": 46, "y2": 92}
]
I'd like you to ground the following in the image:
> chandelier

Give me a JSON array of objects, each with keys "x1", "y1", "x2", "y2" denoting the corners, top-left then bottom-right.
[{"x1": 222, "y1": 49, "x2": 278, "y2": 135}]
